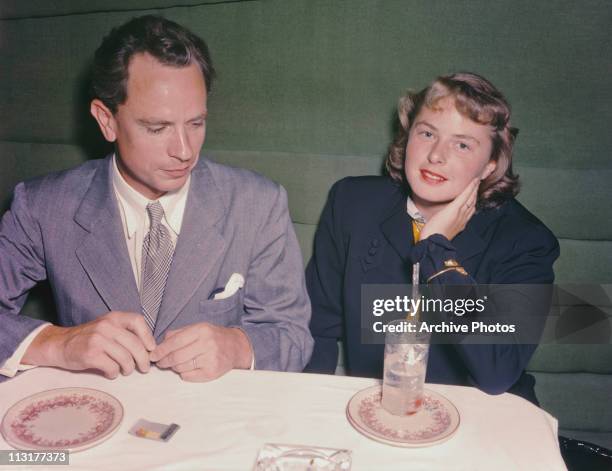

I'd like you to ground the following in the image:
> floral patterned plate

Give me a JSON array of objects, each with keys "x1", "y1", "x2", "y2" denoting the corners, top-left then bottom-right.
[
  {"x1": 346, "y1": 385, "x2": 459, "y2": 447},
  {"x1": 1, "y1": 387, "x2": 123, "y2": 452}
]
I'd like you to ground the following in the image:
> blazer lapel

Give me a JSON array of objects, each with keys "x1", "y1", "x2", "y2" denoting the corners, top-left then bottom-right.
[
  {"x1": 380, "y1": 197, "x2": 414, "y2": 263},
  {"x1": 452, "y1": 225, "x2": 485, "y2": 265},
  {"x1": 154, "y1": 161, "x2": 227, "y2": 337},
  {"x1": 74, "y1": 157, "x2": 142, "y2": 313},
  {"x1": 453, "y1": 206, "x2": 503, "y2": 265}
]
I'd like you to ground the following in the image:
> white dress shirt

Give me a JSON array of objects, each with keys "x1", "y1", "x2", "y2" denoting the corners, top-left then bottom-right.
[
  {"x1": 112, "y1": 155, "x2": 190, "y2": 289},
  {"x1": 406, "y1": 195, "x2": 427, "y2": 223}
]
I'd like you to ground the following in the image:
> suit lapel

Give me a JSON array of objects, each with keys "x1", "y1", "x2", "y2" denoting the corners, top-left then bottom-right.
[
  {"x1": 154, "y1": 161, "x2": 227, "y2": 337},
  {"x1": 75, "y1": 157, "x2": 142, "y2": 313}
]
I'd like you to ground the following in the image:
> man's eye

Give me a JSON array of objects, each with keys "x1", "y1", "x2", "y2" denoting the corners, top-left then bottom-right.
[
  {"x1": 147, "y1": 127, "x2": 165, "y2": 135},
  {"x1": 190, "y1": 121, "x2": 204, "y2": 128},
  {"x1": 457, "y1": 142, "x2": 471, "y2": 151}
]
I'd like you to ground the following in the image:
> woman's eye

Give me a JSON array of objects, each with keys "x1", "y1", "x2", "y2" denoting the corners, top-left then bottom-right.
[
  {"x1": 457, "y1": 142, "x2": 471, "y2": 151},
  {"x1": 420, "y1": 130, "x2": 434, "y2": 139}
]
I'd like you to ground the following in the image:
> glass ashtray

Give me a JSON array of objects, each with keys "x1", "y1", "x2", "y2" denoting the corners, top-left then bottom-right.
[{"x1": 253, "y1": 443, "x2": 352, "y2": 471}]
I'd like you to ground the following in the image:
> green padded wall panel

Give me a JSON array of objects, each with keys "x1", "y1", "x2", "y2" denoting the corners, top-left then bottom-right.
[
  {"x1": 1, "y1": 0, "x2": 611, "y2": 168},
  {"x1": 555, "y1": 240, "x2": 612, "y2": 283},
  {"x1": 529, "y1": 344, "x2": 612, "y2": 375},
  {"x1": 293, "y1": 222, "x2": 316, "y2": 267},
  {"x1": 0, "y1": 141, "x2": 89, "y2": 209},
  {"x1": 208, "y1": 150, "x2": 383, "y2": 225},
  {"x1": 517, "y1": 168, "x2": 612, "y2": 241},
  {"x1": 533, "y1": 372, "x2": 612, "y2": 432}
]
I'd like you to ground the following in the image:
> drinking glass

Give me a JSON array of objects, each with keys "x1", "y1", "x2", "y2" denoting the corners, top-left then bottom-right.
[{"x1": 381, "y1": 320, "x2": 431, "y2": 415}]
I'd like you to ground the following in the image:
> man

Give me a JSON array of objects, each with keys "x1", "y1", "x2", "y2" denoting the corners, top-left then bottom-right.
[{"x1": 0, "y1": 15, "x2": 313, "y2": 382}]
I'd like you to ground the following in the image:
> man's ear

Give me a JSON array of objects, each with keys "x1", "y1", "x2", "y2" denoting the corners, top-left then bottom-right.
[
  {"x1": 90, "y1": 99, "x2": 117, "y2": 142},
  {"x1": 481, "y1": 160, "x2": 497, "y2": 180}
]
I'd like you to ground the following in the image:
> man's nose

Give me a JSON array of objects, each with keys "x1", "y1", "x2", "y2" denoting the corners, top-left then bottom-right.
[{"x1": 169, "y1": 128, "x2": 192, "y2": 161}]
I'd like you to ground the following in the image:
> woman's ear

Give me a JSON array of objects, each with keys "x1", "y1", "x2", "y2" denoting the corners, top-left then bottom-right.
[
  {"x1": 481, "y1": 160, "x2": 497, "y2": 180},
  {"x1": 90, "y1": 99, "x2": 117, "y2": 142}
]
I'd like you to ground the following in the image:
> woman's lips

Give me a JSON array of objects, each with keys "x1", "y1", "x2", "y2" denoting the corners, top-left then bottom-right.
[{"x1": 420, "y1": 169, "x2": 447, "y2": 184}]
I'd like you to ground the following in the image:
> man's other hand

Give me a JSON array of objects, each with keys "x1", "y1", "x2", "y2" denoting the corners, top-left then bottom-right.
[
  {"x1": 150, "y1": 323, "x2": 253, "y2": 382},
  {"x1": 22, "y1": 312, "x2": 156, "y2": 379}
]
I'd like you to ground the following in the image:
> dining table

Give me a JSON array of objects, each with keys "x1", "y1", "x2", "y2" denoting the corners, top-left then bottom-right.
[{"x1": 0, "y1": 366, "x2": 566, "y2": 470}]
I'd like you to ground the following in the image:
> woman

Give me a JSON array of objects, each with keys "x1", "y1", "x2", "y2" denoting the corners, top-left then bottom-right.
[{"x1": 304, "y1": 72, "x2": 559, "y2": 404}]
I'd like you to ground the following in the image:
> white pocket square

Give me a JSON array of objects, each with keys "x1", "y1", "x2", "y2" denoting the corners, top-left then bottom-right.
[{"x1": 213, "y1": 273, "x2": 245, "y2": 300}]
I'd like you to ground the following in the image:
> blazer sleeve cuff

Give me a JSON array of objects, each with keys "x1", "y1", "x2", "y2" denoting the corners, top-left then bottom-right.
[
  {"x1": 409, "y1": 234, "x2": 460, "y2": 282},
  {"x1": 237, "y1": 323, "x2": 312, "y2": 372},
  {"x1": 0, "y1": 322, "x2": 50, "y2": 378}
]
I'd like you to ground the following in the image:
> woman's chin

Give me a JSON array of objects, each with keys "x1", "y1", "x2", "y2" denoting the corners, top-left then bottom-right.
[{"x1": 410, "y1": 189, "x2": 455, "y2": 207}]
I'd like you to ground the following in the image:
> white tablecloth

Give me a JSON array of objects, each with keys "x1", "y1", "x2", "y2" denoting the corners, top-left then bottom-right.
[{"x1": 0, "y1": 367, "x2": 566, "y2": 470}]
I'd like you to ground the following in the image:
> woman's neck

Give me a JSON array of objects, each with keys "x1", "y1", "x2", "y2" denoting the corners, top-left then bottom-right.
[{"x1": 411, "y1": 194, "x2": 448, "y2": 221}]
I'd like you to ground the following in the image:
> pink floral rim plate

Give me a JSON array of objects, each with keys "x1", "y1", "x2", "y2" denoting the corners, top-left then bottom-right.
[
  {"x1": 346, "y1": 385, "x2": 460, "y2": 447},
  {"x1": 1, "y1": 387, "x2": 123, "y2": 453}
]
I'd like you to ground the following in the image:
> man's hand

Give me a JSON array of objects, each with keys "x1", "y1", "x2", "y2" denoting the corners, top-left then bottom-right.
[
  {"x1": 419, "y1": 178, "x2": 479, "y2": 241},
  {"x1": 22, "y1": 312, "x2": 156, "y2": 379},
  {"x1": 150, "y1": 323, "x2": 253, "y2": 382}
]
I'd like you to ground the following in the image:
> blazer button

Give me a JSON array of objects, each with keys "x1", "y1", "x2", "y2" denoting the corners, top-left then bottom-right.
[
  {"x1": 365, "y1": 256, "x2": 373, "y2": 264},
  {"x1": 368, "y1": 248, "x2": 377, "y2": 256},
  {"x1": 371, "y1": 239, "x2": 380, "y2": 247}
]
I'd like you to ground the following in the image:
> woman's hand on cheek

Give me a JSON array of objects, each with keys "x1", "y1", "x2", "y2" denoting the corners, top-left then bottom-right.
[{"x1": 419, "y1": 178, "x2": 479, "y2": 241}]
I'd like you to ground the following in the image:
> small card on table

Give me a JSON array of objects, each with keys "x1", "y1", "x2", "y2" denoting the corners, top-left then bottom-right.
[{"x1": 129, "y1": 419, "x2": 180, "y2": 442}]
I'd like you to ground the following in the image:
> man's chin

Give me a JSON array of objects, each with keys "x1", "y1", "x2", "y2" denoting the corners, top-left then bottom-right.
[{"x1": 160, "y1": 174, "x2": 189, "y2": 189}]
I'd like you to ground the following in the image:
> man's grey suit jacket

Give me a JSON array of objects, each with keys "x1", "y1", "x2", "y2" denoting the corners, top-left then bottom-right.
[{"x1": 0, "y1": 156, "x2": 313, "y2": 373}]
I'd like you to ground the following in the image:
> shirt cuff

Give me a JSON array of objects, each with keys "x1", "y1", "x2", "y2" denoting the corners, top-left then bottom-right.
[
  {"x1": 0, "y1": 323, "x2": 50, "y2": 378},
  {"x1": 231, "y1": 326, "x2": 256, "y2": 370}
]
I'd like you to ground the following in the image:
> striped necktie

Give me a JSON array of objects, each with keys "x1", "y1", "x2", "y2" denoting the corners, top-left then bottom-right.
[{"x1": 140, "y1": 201, "x2": 174, "y2": 330}]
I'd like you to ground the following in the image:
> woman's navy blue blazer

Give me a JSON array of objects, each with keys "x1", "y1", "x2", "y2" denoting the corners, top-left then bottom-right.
[{"x1": 304, "y1": 176, "x2": 560, "y2": 404}]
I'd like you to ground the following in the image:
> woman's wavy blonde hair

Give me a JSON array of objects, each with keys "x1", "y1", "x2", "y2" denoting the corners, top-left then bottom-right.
[{"x1": 385, "y1": 72, "x2": 520, "y2": 209}]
